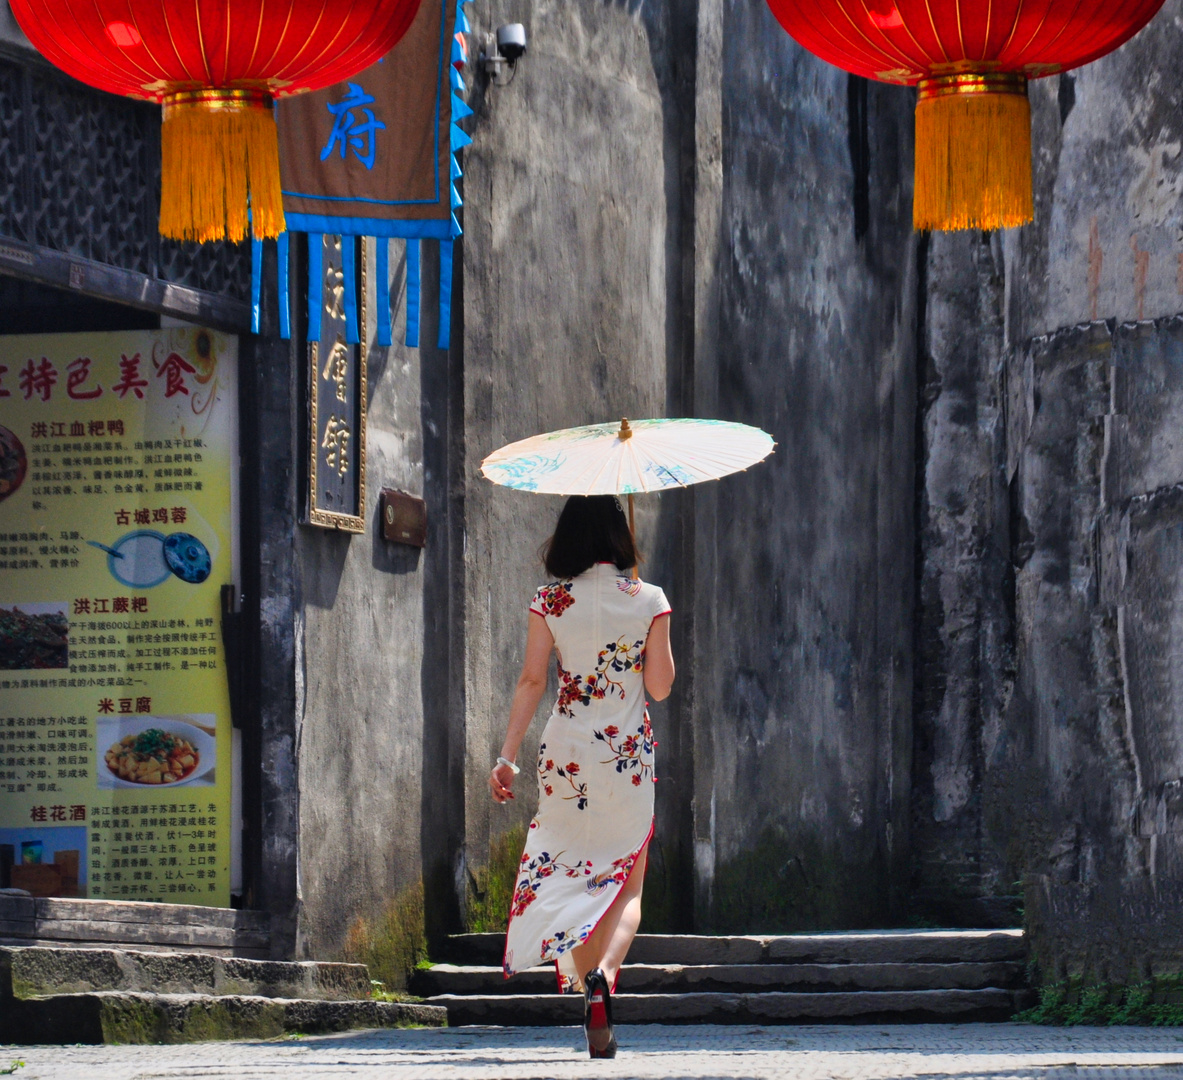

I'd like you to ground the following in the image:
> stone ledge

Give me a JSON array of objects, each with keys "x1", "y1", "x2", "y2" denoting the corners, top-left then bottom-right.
[
  {"x1": 412, "y1": 960, "x2": 1026, "y2": 997},
  {"x1": 427, "y1": 988, "x2": 1023, "y2": 1026},
  {"x1": 443, "y1": 929, "x2": 1026, "y2": 967},
  {"x1": 0, "y1": 991, "x2": 446, "y2": 1044},
  {"x1": 1, "y1": 946, "x2": 370, "y2": 1002}
]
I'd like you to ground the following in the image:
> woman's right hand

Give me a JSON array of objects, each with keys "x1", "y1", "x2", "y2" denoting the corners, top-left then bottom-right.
[{"x1": 490, "y1": 762, "x2": 516, "y2": 804}]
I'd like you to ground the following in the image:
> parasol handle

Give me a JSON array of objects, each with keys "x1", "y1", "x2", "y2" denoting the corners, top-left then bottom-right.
[
  {"x1": 619, "y1": 419, "x2": 639, "y2": 579},
  {"x1": 628, "y1": 493, "x2": 639, "y2": 580}
]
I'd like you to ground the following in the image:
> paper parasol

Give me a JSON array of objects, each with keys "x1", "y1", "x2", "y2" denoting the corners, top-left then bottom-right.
[{"x1": 480, "y1": 417, "x2": 775, "y2": 496}]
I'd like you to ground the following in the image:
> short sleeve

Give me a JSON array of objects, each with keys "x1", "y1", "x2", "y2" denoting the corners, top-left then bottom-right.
[
  {"x1": 531, "y1": 581, "x2": 575, "y2": 618},
  {"x1": 650, "y1": 586, "x2": 671, "y2": 620}
]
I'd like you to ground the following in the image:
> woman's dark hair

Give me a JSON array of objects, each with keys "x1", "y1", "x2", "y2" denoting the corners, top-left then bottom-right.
[{"x1": 542, "y1": 495, "x2": 638, "y2": 579}]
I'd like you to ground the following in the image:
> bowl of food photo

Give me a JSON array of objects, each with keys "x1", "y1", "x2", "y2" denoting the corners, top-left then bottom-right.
[
  {"x1": 97, "y1": 717, "x2": 216, "y2": 789},
  {"x1": 0, "y1": 425, "x2": 28, "y2": 503}
]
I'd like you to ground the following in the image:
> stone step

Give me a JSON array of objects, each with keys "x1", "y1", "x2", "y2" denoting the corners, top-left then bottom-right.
[
  {"x1": 410, "y1": 960, "x2": 1026, "y2": 997},
  {"x1": 441, "y1": 929, "x2": 1026, "y2": 967},
  {"x1": 0, "y1": 895, "x2": 271, "y2": 957},
  {"x1": 0, "y1": 991, "x2": 446, "y2": 1044},
  {"x1": 1, "y1": 945, "x2": 371, "y2": 1001},
  {"x1": 425, "y1": 987, "x2": 1024, "y2": 1026}
]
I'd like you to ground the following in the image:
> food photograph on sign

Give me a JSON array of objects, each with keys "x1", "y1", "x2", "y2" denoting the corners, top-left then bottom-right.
[
  {"x1": 0, "y1": 824, "x2": 87, "y2": 898},
  {"x1": 96, "y1": 715, "x2": 216, "y2": 789},
  {"x1": 0, "y1": 601, "x2": 69, "y2": 669},
  {"x1": 0, "y1": 424, "x2": 27, "y2": 502}
]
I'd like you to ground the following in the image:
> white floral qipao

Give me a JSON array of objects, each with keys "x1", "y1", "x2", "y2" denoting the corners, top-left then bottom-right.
[{"x1": 503, "y1": 562, "x2": 671, "y2": 993}]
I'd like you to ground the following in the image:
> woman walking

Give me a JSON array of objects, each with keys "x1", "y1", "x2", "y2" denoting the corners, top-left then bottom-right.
[{"x1": 490, "y1": 494, "x2": 675, "y2": 1058}]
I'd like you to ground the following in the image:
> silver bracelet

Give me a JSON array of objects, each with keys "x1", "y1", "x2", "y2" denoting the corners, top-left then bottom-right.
[{"x1": 496, "y1": 756, "x2": 520, "y2": 774}]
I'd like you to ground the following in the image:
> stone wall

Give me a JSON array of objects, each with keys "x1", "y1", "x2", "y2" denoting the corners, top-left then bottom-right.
[
  {"x1": 1010, "y1": 318, "x2": 1183, "y2": 981},
  {"x1": 911, "y1": 2, "x2": 1183, "y2": 970},
  {"x1": 242, "y1": 238, "x2": 463, "y2": 961},
  {"x1": 693, "y1": 6, "x2": 916, "y2": 930},
  {"x1": 457, "y1": 0, "x2": 918, "y2": 936},
  {"x1": 291, "y1": 241, "x2": 461, "y2": 957},
  {"x1": 460, "y1": 0, "x2": 676, "y2": 923}
]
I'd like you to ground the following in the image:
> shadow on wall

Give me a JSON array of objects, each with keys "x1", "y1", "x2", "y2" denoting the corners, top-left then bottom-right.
[
  {"x1": 301, "y1": 529, "x2": 351, "y2": 610},
  {"x1": 706, "y1": 825, "x2": 890, "y2": 935}
]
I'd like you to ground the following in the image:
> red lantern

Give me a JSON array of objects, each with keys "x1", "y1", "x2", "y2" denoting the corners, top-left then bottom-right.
[
  {"x1": 765, "y1": 0, "x2": 1165, "y2": 231},
  {"x1": 10, "y1": 1, "x2": 423, "y2": 242}
]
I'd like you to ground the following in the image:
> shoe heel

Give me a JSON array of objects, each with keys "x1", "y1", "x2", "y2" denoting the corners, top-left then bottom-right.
[{"x1": 583, "y1": 969, "x2": 617, "y2": 1058}]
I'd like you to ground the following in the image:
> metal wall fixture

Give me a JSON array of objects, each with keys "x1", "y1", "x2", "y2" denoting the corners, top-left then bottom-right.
[{"x1": 482, "y1": 23, "x2": 526, "y2": 86}]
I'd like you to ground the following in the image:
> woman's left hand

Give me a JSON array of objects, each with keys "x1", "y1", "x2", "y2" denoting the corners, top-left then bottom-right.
[{"x1": 490, "y1": 762, "x2": 516, "y2": 804}]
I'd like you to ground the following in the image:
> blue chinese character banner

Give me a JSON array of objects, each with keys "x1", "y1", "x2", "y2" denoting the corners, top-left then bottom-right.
[{"x1": 258, "y1": 0, "x2": 469, "y2": 349}]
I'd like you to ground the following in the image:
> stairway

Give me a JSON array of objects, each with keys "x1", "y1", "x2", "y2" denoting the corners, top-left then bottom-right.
[
  {"x1": 0, "y1": 945, "x2": 446, "y2": 1043},
  {"x1": 412, "y1": 929, "x2": 1030, "y2": 1026}
]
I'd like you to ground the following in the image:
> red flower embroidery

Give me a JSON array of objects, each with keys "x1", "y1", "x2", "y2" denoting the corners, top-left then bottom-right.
[
  {"x1": 538, "y1": 742, "x2": 588, "y2": 809},
  {"x1": 534, "y1": 582, "x2": 575, "y2": 617},
  {"x1": 594, "y1": 712, "x2": 657, "y2": 785}
]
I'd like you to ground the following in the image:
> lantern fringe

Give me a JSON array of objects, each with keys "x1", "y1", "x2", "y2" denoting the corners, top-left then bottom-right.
[
  {"x1": 160, "y1": 105, "x2": 285, "y2": 244},
  {"x1": 913, "y1": 90, "x2": 1033, "y2": 232}
]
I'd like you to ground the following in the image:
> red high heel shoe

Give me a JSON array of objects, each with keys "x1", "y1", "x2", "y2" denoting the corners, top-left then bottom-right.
[{"x1": 583, "y1": 968, "x2": 617, "y2": 1059}]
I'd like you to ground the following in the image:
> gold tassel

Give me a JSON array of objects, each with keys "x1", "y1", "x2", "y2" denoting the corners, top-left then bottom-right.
[
  {"x1": 913, "y1": 73, "x2": 1033, "y2": 233},
  {"x1": 160, "y1": 90, "x2": 286, "y2": 244}
]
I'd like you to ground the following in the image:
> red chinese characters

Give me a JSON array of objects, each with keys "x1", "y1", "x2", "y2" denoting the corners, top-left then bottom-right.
[
  {"x1": 74, "y1": 597, "x2": 149, "y2": 615},
  {"x1": 115, "y1": 507, "x2": 186, "y2": 526},
  {"x1": 97, "y1": 696, "x2": 152, "y2": 714},
  {"x1": 29, "y1": 805, "x2": 86, "y2": 822},
  {"x1": 12, "y1": 348, "x2": 205, "y2": 404},
  {"x1": 20, "y1": 357, "x2": 57, "y2": 401},
  {"x1": 154, "y1": 352, "x2": 196, "y2": 398},
  {"x1": 66, "y1": 357, "x2": 103, "y2": 400},
  {"x1": 113, "y1": 353, "x2": 148, "y2": 400}
]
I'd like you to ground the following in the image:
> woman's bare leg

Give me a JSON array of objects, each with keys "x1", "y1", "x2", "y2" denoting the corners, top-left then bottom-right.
[{"x1": 572, "y1": 843, "x2": 648, "y2": 989}]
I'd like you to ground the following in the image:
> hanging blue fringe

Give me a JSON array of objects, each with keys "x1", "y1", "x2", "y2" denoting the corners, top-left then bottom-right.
[
  {"x1": 250, "y1": 235, "x2": 263, "y2": 334},
  {"x1": 376, "y1": 238, "x2": 392, "y2": 347},
  {"x1": 342, "y1": 237, "x2": 359, "y2": 344},
  {"x1": 307, "y1": 233, "x2": 323, "y2": 343},
  {"x1": 438, "y1": 240, "x2": 453, "y2": 350},
  {"x1": 278, "y1": 231, "x2": 291, "y2": 340},
  {"x1": 406, "y1": 238, "x2": 421, "y2": 348},
  {"x1": 264, "y1": 0, "x2": 466, "y2": 351},
  {"x1": 451, "y1": 92, "x2": 473, "y2": 121},
  {"x1": 450, "y1": 123, "x2": 471, "y2": 152}
]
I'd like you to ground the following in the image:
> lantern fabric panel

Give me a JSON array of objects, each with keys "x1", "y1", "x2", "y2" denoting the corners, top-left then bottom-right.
[
  {"x1": 765, "y1": 0, "x2": 1167, "y2": 84},
  {"x1": 11, "y1": 1, "x2": 421, "y2": 101}
]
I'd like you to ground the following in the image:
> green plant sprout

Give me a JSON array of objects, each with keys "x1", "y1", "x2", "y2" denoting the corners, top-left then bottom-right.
[{"x1": 1018, "y1": 975, "x2": 1183, "y2": 1026}]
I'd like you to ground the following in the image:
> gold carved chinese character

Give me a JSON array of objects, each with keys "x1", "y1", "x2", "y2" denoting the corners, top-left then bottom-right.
[
  {"x1": 321, "y1": 415, "x2": 351, "y2": 479},
  {"x1": 321, "y1": 335, "x2": 349, "y2": 403},
  {"x1": 325, "y1": 237, "x2": 345, "y2": 321}
]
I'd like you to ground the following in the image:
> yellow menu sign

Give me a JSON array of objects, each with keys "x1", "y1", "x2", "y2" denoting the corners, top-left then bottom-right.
[{"x1": 0, "y1": 329, "x2": 237, "y2": 907}]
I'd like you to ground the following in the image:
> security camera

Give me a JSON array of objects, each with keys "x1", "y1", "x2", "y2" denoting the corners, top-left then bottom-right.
[
  {"x1": 483, "y1": 23, "x2": 527, "y2": 84},
  {"x1": 496, "y1": 24, "x2": 527, "y2": 63}
]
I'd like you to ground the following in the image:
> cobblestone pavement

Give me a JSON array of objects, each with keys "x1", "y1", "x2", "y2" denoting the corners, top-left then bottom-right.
[{"x1": 7, "y1": 1023, "x2": 1183, "y2": 1079}]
